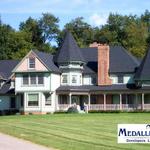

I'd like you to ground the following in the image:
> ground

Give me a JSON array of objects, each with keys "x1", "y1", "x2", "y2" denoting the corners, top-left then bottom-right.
[{"x1": 0, "y1": 113, "x2": 150, "y2": 150}]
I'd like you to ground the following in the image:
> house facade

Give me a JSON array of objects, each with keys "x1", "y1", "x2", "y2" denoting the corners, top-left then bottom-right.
[{"x1": 0, "y1": 31, "x2": 150, "y2": 114}]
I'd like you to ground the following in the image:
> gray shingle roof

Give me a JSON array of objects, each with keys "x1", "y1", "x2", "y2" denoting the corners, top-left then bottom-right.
[
  {"x1": 56, "y1": 84, "x2": 150, "y2": 93},
  {"x1": 55, "y1": 31, "x2": 85, "y2": 64},
  {"x1": 0, "y1": 60, "x2": 19, "y2": 79},
  {"x1": 33, "y1": 50, "x2": 60, "y2": 73},
  {"x1": 0, "y1": 83, "x2": 15, "y2": 94},
  {"x1": 134, "y1": 48, "x2": 150, "y2": 80},
  {"x1": 80, "y1": 46, "x2": 140, "y2": 74},
  {"x1": 109, "y1": 46, "x2": 140, "y2": 73}
]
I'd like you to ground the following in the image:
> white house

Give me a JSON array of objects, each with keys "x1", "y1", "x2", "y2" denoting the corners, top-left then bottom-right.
[{"x1": 0, "y1": 31, "x2": 150, "y2": 114}]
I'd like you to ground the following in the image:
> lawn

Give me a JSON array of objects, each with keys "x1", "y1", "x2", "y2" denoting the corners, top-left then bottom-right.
[{"x1": 0, "y1": 113, "x2": 150, "y2": 150}]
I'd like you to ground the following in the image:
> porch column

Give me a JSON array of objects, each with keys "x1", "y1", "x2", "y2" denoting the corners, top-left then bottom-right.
[
  {"x1": 104, "y1": 94, "x2": 106, "y2": 110},
  {"x1": 88, "y1": 94, "x2": 91, "y2": 110},
  {"x1": 69, "y1": 93, "x2": 72, "y2": 106},
  {"x1": 135, "y1": 94, "x2": 138, "y2": 109},
  {"x1": 142, "y1": 93, "x2": 144, "y2": 110},
  {"x1": 119, "y1": 94, "x2": 122, "y2": 110}
]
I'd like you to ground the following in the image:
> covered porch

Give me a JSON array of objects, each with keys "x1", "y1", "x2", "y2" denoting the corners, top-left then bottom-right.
[{"x1": 56, "y1": 92, "x2": 150, "y2": 111}]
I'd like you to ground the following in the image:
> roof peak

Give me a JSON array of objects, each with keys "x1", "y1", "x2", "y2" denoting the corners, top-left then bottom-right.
[{"x1": 55, "y1": 31, "x2": 85, "y2": 64}]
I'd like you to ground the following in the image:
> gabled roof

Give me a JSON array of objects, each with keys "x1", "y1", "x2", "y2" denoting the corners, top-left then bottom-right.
[
  {"x1": 134, "y1": 48, "x2": 150, "y2": 80},
  {"x1": 109, "y1": 46, "x2": 140, "y2": 73},
  {"x1": 33, "y1": 51, "x2": 60, "y2": 73},
  {"x1": 80, "y1": 46, "x2": 140, "y2": 74},
  {"x1": 0, "y1": 82, "x2": 15, "y2": 94},
  {"x1": 55, "y1": 31, "x2": 85, "y2": 64},
  {"x1": 0, "y1": 60, "x2": 19, "y2": 79}
]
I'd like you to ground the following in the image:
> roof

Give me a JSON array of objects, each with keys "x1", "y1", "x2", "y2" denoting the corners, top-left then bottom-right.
[
  {"x1": 56, "y1": 84, "x2": 150, "y2": 93},
  {"x1": 0, "y1": 83, "x2": 15, "y2": 94},
  {"x1": 80, "y1": 46, "x2": 140, "y2": 74},
  {"x1": 0, "y1": 60, "x2": 19, "y2": 79},
  {"x1": 134, "y1": 48, "x2": 150, "y2": 80},
  {"x1": 109, "y1": 46, "x2": 140, "y2": 73},
  {"x1": 33, "y1": 50, "x2": 60, "y2": 73},
  {"x1": 55, "y1": 31, "x2": 85, "y2": 64}
]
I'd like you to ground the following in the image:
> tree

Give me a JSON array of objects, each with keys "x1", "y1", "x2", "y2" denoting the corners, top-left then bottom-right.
[
  {"x1": 38, "y1": 13, "x2": 60, "y2": 43},
  {"x1": 20, "y1": 17, "x2": 43, "y2": 48},
  {"x1": 60, "y1": 17, "x2": 94, "y2": 47}
]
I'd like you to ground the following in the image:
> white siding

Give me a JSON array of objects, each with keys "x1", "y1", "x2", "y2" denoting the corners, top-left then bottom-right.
[
  {"x1": 124, "y1": 74, "x2": 134, "y2": 84},
  {"x1": 110, "y1": 74, "x2": 134, "y2": 84},
  {"x1": 51, "y1": 73, "x2": 61, "y2": 91},
  {"x1": 83, "y1": 75, "x2": 97, "y2": 85}
]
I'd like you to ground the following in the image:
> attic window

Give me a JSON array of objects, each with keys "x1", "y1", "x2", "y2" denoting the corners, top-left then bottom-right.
[{"x1": 29, "y1": 57, "x2": 35, "y2": 69}]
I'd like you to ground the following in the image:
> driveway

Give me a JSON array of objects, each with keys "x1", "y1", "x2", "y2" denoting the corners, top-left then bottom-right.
[{"x1": 0, "y1": 133, "x2": 54, "y2": 150}]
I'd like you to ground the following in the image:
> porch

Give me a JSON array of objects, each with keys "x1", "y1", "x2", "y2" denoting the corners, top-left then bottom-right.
[{"x1": 57, "y1": 93, "x2": 150, "y2": 111}]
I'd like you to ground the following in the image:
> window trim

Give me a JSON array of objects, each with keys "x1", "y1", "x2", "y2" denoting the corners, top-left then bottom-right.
[
  {"x1": 72, "y1": 75, "x2": 77, "y2": 84},
  {"x1": 62, "y1": 74, "x2": 68, "y2": 84},
  {"x1": 22, "y1": 74, "x2": 44, "y2": 86},
  {"x1": 27, "y1": 93, "x2": 39, "y2": 107},
  {"x1": 28, "y1": 57, "x2": 35, "y2": 69}
]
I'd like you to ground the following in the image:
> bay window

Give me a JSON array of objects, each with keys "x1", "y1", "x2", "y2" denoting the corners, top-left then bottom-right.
[{"x1": 72, "y1": 75, "x2": 77, "y2": 84}]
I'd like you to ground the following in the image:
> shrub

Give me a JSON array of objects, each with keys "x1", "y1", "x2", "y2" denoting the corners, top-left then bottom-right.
[{"x1": 67, "y1": 106, "x2": 79, "y2": 114}]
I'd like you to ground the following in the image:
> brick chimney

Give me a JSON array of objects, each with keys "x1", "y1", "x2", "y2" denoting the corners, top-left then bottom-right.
[{"x1": 90, "y1": 42, "x2": 112, "y2": 85}]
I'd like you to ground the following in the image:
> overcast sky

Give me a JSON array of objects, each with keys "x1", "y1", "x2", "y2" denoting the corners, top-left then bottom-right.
[{"x1": 0, "y1": 0, "x2": 149, "y2": 30}]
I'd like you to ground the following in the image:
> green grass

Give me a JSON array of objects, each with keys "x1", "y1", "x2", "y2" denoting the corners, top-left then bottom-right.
[{"x1": 0, "y1": 113, "x2": 150, "y2": 150}]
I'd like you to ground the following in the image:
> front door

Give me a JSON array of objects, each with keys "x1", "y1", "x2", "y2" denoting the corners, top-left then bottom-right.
[{"x1": 10, "y1": 97, "x2": 16, "y2": 109}]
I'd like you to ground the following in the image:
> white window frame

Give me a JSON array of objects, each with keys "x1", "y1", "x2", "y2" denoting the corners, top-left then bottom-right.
[
  {"x1": 27, "y1": 93, "x2": 39, "y2": 107},
  {"x1": 71, "y1": 75, "x2": 77, "y2": 84},
  {"x1": 61, "y1": 74, "x2": 68, "y2": 85},
  {"x1": 28, "y1": 57, "x2": 35, "y2": 69}
]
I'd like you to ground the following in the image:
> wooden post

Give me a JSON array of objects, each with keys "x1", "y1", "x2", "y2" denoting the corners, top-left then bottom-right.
[
  {"x1": 104, "y1": 94, "x2": 106, "y2": 111},
  {"x1": 69, "y1": 93, "x2": 72, "y2": 106},
  {"x1": 135, "y1": 94, "x2": 138, "y2": 110},
  {"x1": 88, "y1": 94, "x2": 91, "y2": 111},
  {"x1": 120, "y1": 94, "x2": 122, "y2": 110},
  {"x1": 142, "y1": 93, "x2": 144, "y2": 110}
]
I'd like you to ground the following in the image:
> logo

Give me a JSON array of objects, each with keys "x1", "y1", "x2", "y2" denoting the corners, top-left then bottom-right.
[{"x1": 118, "y1": 124, "x2": 150, "y2": 143}]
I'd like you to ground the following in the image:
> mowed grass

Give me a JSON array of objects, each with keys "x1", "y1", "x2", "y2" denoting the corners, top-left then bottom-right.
[{"x1": 0, "y1": 113, "x2": 150, "y2": 150}]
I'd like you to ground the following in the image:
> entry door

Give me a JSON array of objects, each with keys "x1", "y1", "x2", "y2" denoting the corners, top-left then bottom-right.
[{"x1": 10, "y1": 97, "x2": 16, "y2": 109}]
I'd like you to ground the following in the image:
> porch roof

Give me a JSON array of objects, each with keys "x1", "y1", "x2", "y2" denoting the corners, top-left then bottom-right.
[
  {"x1": 0, "y1": 83, "x2": 15, "y2": 94},
  {"x1": 56, "y1": 84, "x2": 150, "y2": 94}
]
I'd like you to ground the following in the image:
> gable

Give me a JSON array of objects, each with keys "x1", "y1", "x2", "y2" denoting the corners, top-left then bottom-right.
[{"x1": 14, "y1": 51, "x2": 48, "y2": 72}]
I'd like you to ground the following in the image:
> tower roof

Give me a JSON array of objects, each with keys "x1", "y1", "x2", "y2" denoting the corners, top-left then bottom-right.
[
  {"x1": 55, "y1": 31, "x2": 85, "y2": 64},
  {"x1": 135, "y1": 48, "x2": 150, "y2": 80}
]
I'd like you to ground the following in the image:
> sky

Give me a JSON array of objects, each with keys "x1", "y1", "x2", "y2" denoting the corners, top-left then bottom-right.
[{"x1": 0, "y1": 0, "x2": 149, "y2": 30}]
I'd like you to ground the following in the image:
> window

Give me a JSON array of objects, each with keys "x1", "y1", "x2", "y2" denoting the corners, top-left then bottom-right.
[
  {"x1": 44, "y1": 93, "x2": 51, "y2": 105},
  {"x1": 28, "y1": 94, "x2": 38, "y2": 106},
  {"x1": 91, "y1": 77, "x2": 96, "y2": 85},
  {"x1": 38, "y1": 74, "x2": 44, "y2": 84},
  {"x1": 62, "y1": 75, "x2": 68, "y2": 84},
  {"x1": 72, "y1": 75, "x2": 77, "y2": 84},
  {"x1": 23, "y1": 74, "x2": 29, "y2": 85},
  {"x1": 29, "y1": 57, "x2": 35, "y2": 69},
  {"x1": 30, "y1": 74, "x2": 36, "y2": 85},
  {"x1": 118, "y1": 75, "x2": 123, "y2": 83}
]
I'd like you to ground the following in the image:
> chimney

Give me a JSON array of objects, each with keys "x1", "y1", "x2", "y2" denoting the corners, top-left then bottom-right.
[{"x1": 98, "y1": 44, "x2": 112, "y2": 85}]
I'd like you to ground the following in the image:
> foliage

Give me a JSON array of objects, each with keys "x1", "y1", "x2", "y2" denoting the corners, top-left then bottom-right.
[
  {"x1": 0, "y1": 10, "x2": 150, "y2": 59},
  {"x1": 67, "y1": 106, "x2": 79, "y2": 113}
]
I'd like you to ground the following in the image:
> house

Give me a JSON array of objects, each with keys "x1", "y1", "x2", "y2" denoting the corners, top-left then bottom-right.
[{"x1": 0, "y1": 31, "x2": 150, "y2": 114}]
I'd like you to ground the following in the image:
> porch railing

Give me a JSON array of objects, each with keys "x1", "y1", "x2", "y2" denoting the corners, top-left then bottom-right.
[
  {"x1": 144, "y1": 104, "x2": 150, "y2": 109},
  {"x1": 58, "y1": 104, "x2": 70, "y2": 111},
  {"x1": 89, "y1": 104, "x2": 104, "y2": 110}
]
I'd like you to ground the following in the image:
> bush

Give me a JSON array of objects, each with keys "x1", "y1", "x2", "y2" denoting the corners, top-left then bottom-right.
[{"x1": 67, "y1": 106, "x2": 79, "y2": 113}]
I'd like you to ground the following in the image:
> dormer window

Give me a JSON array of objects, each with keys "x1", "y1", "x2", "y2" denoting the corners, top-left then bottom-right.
[{"x1": 29, "y1": 57, "x2": 35, "y2": 69}]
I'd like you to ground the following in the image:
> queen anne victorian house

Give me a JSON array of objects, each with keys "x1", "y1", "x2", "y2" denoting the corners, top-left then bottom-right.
[{"x1": 0, "y1": 31, "x2": 150, "y2": 114}]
